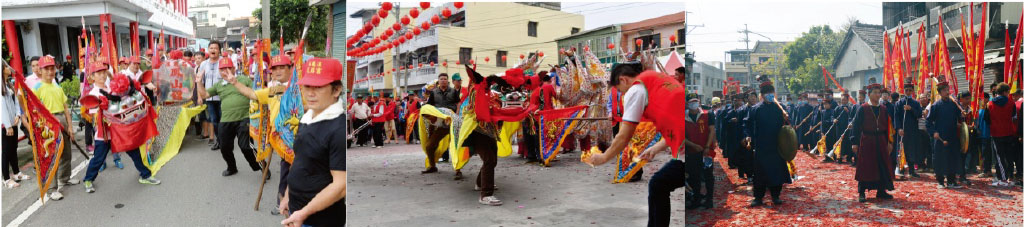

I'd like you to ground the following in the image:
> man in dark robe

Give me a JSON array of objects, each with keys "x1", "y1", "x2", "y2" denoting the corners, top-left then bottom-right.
[
  {"x1": 927, "y1": 81, "x2": 964, "y2": 189},
  {"x1": 743, "y1": 81, "x2": 791, "y2": 207},
  {"x1": 794, "y1": 94, "x2": 814, "y2": 152},
  {"x1": 725, "y1": 93, "x2": 747, "y2": 178},
  {"x1": 850, "y1": 83, "x2": 895, "y2": 202},
  {"x1": 835, "y1": 92, "x2": 855, "y2": 164},
  {"x1": 893, "y1": 83, "x2": 923, "y2": 178},
  {"x1": 806, "y1": 94, "x2": 822, "y2": 153},
  {"x1": 819, "y1": 91, "x2": 839, "y2": 161}
]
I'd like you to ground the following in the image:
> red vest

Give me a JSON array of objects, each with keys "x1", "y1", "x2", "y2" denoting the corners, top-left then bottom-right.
[
  {"x1": 685, "y1": 109, "x2": 712, "y2": 156},
  {"x1": 633, "y1": 71, "x2": 686, "y2": 157},
  {"x1": 610, "y1": 88, "x2": 623, "y2": 123},
  {"x1": 385, "y1": 101, "x2": 397, "y2": 120},
  {"x1": 371, "y1": 103, "x2": 387, "y2": 122}
]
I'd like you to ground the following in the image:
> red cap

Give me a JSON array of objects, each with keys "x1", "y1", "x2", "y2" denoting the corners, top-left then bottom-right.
[
  {"x1": 270, "y1": 55, "x2": 293, "y2": 67},
  {"x1": 119, "y1": 57, "x2": 127, "y2": 64},
  {"x1": 66, "y1": 55, "x2": 72, "y2": 60},
  {"x1": 169, "y1": 50, "x2": 183, "y2": 60},
  {"x1": 38, "y1": 56, "x2": 56, "y2": 68},
  {"x1": 296, "y1": 58, "x2": 342, "y2": 86},
  {"x1": 218, "y1": 58, "x2": 234, "y2": 69},
  {"x1": 129, "y1": 56, "x2": 141, "y2": 64},
  {"x1": 87, "y1": 61, "x2": 109, "y2": 74}
]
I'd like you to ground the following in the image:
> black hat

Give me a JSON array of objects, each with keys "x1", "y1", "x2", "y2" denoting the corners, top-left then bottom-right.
[{"x1": 958, "y1": 91, "x2": 972, "y2": 99}]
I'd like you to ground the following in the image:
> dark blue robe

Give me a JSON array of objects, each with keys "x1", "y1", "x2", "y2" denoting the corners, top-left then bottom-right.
[
  {"x1": 744, "y1": 100, "x2": 792, "y2": 187},
  {"x1": 926, "y1": 97, "x2": 963, "y2": 176},
  {"x1": 794, "y1": 103, "x2": 814, "y2": 147},
  {"x1": 893, "y1": 96, "x2": 923, "y2": 163}
]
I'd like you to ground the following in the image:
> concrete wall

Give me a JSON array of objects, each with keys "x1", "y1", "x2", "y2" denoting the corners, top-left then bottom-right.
[{"x1": 437, "y1": 2, "x2": 583, "y2": 84}]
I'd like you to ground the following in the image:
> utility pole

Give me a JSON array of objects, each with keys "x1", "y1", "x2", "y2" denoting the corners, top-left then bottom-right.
[
  {"x1": 740, "y1": 24, "x2": 752, "y2": 87},
  {"x1": 262, "y1": 0, "x2": 269, "y2": 39},
  {"x1": 392, "y1": 2, "x2": 402, "y2": 96}
]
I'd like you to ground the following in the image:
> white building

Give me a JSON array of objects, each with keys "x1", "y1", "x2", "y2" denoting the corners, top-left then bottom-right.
[
  {"x1": 3, "y1": 0, "x2": 194, "y2": 74},
  {"x1": 188, "y1": 3, "x2": 230, "y2": 27},
  {"x1": 687, "y1": 61, "x2": 726, "y2": 102}
]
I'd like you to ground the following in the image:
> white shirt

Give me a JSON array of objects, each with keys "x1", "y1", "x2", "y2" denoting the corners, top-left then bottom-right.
[
  {"x1": 1, "y1": 88, "x2": 21, "y2": 129},
  {"x1": 199, "y1": 59, "x2": 221, "y2": 101},
  {"x1": 350, "y1": 102, "x2": 370, "y2": 119},
  {"x1": 301, "y1": 101, "x2": 344, "y2": 124},
  {"x1": 621, "y1": 84, "x2": 648, "y2": 123}
]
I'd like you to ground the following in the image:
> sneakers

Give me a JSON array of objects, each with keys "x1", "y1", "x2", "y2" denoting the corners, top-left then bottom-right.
[
  {"x1": 991, "y1": 181, "x2": 1008, "y2": 186},
  {"x1": 49, "y1": 191, "x2": 64, "y2": 201},
  {"x1": 478, "y1": 196, "x2": 503, "y2": 206},
  {"x1": 138, "y1": 177, "x2": 161, "y2": 185},
  {"x1": 65, "y1": 179, "x2": 81, "y2": 185},
  {"x1": 84, "y1": 181, "x2": 95, "y2": 193},
  {"x1": 114, "y1": 159, "x2": 124, "y2": 169}
]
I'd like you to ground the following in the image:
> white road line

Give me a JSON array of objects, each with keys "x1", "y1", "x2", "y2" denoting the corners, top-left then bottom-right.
[{"x1": 7, "y1": 159, "x2": 89, "y2": 227}]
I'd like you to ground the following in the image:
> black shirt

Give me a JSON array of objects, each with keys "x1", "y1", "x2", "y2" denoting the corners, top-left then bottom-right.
[
  {"x1": 287, "y1": 114, "x2": 346, "y2": 226},
  {"x1": 427, "y1": 87, "x2": 459, "y2": 111}
]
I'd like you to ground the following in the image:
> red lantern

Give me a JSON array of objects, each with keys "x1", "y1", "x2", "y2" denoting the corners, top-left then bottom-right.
[
  {"x1": 635, "y1": 39, "x2": 643, "y2": 47},
  {"x1": 455, "y1": 60, "x2": 460, "y2": 65},
  {"x1": 392, "y1": 68, "x2": 396, "y2": 72},
  {"x1": 421, "y1": 22, "x2": 430, "y2": 30},
  {"x1": 484, "y1": 57, "x2": 490, "y2": 63},
  {"x1": 584, "y1": 45, "x2": 589, "y2": 52},
  {"x1": 413, "y1": 27, "x2": 421, "y2": 35},
  {"x1": 442, "y1": 8, "x2": 452, "y2": 18},
  {"x1": 454, "y1": 2, "x2": 464, "y2": 9},
  {"x1": 470, "y1": 59, "x2": 475, "y2": 65},
  {"x1": 607, "y1": 43, "x2": 615, "y2": 49},
  {"x1": 371, "y1": 15, "x2": 381, "y2": 26},
  {"x1": 501, "y1": 55, "x2": 507, "y2": 61},
  {"x1": 393, "y1": 23, "x2": 402, "y2": 31},
  {"x1": 378, "y1": 9, "x2": 388, "y2": 18},
  {"x1": 669, "y1": 35, "x2": 677, "y2": 43},
  {"x1": 519, "y1": 54, "x2": 525, "y2": 59},
  {"x1": 538, "y1": 51, "x2": 544, "y2": 57},
  {"x1": 382, "y1": 2, "x2": 393, "y2": 11},
  {"x1": 442, "y1": 61, "x2": 448, "y2": 67},
  {"x1": 431, "y1": 15, "x2": 441, "y2": 24},
  {"x1": 363, "y1": 23, "x2": 372, "y2": 32},
  {"x1": 430, "y1": 62, "x2": 435, "y2": 67},
  {"x1": 405, "y1": 32, "x2": 413, "y2": 40},
  {"x1": 418, "y1": 63, "x2": 423, "y2": 68},
  {"x1": 410, "y1": 8, "x2": 420, "y2": 19},
  {"x1": 420, "y1": 2, "x2": 430, "y2": 9},
  {"x1": 401, "y1": 16, "x2": 410, "y2": 25},
  {"x1": 408, "y1": 64, "x2": 413, "y2": 69},
  {"x1": 400, "y1": 66, "x2": 405, "y2": 70}
]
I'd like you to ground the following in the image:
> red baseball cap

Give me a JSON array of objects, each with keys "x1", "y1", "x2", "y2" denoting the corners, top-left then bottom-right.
[
  {"x1": 87, "y1": 61, "x2": 109, "y2": 74},
  {"x1": 297, "y1": 58, "x2": 342, "y2": 86},
  {"x1": 38, "y1": 55, "x2": 56, "y2": 68},
  {"x1": 218, "y1": 58, "x2": 234, "y2": 69},
  {"x1": 270, "y1": 55, "x2": 293, "y2": 67},
  {"x1": 129, "y1": 56, "x2": 141, "y2": 64},
  {"x1": 119, "y1": 57, "x2": 128, "y2": 64},
  {"x1": 169, "y1": 50, "x2": 183, "y2": 60}
]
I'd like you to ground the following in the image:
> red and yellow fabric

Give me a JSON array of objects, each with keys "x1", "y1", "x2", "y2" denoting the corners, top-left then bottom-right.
[
  {"x1": 13, "y1": 72, "x2": 66, "y2": 202},
  {"x1": 538, "y1": 105, "x2": 588, "y2": 166},
  {"x1": 612, "y1": 122, "x2": 660, "y2": 183}
]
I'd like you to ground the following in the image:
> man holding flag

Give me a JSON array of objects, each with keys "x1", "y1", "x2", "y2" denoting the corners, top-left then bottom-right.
[
  {"x1": 893, "y1": 82, "x2": 923, "y2": 178},
  {"x1": 33, "y1": 56, "x2": 80, "y2": 201}
]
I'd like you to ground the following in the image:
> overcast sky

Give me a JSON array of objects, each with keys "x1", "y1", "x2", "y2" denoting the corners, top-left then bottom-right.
[
  {"x1": 345, "y1": 1, "x2": 686, "y2": 41},
  {"x1": 190, "y1": 0, "x2": 261, "y2": 18},
  {"x1": 686, "y1": 1, "x2": 881, "y2": 63}
]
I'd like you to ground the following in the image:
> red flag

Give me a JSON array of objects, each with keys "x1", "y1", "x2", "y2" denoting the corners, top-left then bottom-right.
[
  {"x1": 884, "y1": 31, "x2": 892, "y2": 89},
  {"x1": 11, "y1": 72, "x2": 66, "y2": 202}
]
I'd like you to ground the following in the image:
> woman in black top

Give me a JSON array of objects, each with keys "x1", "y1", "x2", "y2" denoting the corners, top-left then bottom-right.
[{"x1": 279, "y1": 58, "x2": 346, "y2": 227}]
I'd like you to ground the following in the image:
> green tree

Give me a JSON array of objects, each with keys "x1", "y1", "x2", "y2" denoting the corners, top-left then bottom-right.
[
  {"x1": 252, "y1": 0, "x2": 330, "y2": 54},
  {"x1": 781, "y1": 25, "x2": 845, "y2": 94}
]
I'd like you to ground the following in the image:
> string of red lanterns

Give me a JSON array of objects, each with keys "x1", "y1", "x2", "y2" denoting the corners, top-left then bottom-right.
[{"x1": 347, "y1": 2, "x2": 464, "y2": 58}]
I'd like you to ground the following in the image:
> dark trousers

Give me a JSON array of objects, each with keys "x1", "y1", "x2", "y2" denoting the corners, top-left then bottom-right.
[
  {"x1": 522, "y1": 119, "x2": 539, "y2": 160},
  {"x1": 648, "y1": 159, "x2": 683, "y2": 227},
  {"x1": 83, "y1": 140, "x2": 151, "y2": 182},
  {"x1": 371, "y1": 122, "x2": 385, "y2": 147},
  {"x1": 467, "y1": 132, "x2": 498, "y2": 197},
  {"x1": 964, "y1": 134, "x2": 981, "y2": 175},
  {"x1": 684, "y1": 154, "x2": 712, "y2": 201},
  {"x1": 2, "y1": 129, "x2": 20, "y2": 180},
  {"x1": 993, "y1": 136, "x2": 1016, "y2": 181},
  {"x1": 979, "y1": 137, "x2": 993, "y2": 174},
  {"x1": 83, "y1": 123, "x2": 94, "y2": 146},
  {"x1": 219, "y1": 120, "x2": 261, "y2": 172},
  {"x1": 423, "y1": 126, "x2": 449, "y2": 168},
  {"x1": 353, "y1": 118, "x2": 369, "y2": 145},
  {"x1": 409, "y1": 121, "x2": 419, "y2": 142},
  {"x1": 752, "y1": 184, "x2": 782, "y2": 201}
]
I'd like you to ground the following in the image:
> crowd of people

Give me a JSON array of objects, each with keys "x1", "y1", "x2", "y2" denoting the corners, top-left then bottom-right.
[
  {"x1": 2, "y1": 40, "x2": 347, "y2": 226},
  {"x1": 685, "y1": 75, "x2": 1023, "y2": 210}
]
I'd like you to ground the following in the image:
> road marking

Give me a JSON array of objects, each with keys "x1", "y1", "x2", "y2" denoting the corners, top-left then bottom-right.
[{"x1": 6, "y1": 159, "x2": 89, "y2": 227}]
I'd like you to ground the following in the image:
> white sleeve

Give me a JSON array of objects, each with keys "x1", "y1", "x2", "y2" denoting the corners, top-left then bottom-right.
[{"x1": 621, "y1": 84, "x2": 648, "y2": 123}]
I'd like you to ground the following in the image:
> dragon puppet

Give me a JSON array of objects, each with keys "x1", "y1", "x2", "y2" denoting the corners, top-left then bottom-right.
[{"x1": 418, "y1": 62, "x2": 538, "y2": 179}]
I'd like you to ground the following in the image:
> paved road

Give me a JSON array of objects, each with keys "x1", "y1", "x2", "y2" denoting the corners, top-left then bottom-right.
[
  {"x1": 2, "y1": 130, "x2": 286, "y2": 226},
  {"x1": 347, "y1": 142, "x2": 684, "y2": 226}
]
